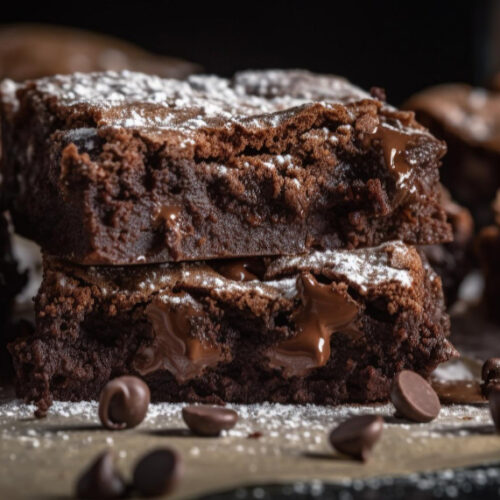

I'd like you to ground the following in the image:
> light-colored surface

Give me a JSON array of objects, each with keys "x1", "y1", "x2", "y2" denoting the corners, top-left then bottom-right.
[{"x1": 0, "y1": 380, "x2": 498, "y2": 499}]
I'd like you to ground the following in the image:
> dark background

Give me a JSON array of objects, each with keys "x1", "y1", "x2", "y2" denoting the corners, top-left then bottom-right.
[{"x1": 0, "y1": 0, "x2": 497, "y2": 104}]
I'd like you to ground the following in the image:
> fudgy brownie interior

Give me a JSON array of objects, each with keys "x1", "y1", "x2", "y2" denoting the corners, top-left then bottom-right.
[{"x1": 1, "y1": 70, "x2": 451, "y2": 265}]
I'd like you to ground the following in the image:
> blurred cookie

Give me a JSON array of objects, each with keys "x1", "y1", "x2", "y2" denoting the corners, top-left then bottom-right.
[
  {"x1": 0, "y1": 23, "x2": 200, "y2": 81},
  {"x1": 405, "y1": 84, "x2": 500, "y2": 227}
]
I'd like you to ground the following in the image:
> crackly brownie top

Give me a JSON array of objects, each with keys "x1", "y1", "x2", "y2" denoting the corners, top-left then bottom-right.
[
  {"x1": 42, "y1": 241, "x2": 439, "y2": 380},
  {"x1": 16, "y1": 69, "x2": 372, "y2": 129},
  {"x1": 7, "y1": 69, "x2": 437, "y2": 143},
  {"x1": 405, "y1": 84, "x2": 500, "y2": 152},
  {"x1": 47, "y1": 241, "x2": 422, "y2": 304}
]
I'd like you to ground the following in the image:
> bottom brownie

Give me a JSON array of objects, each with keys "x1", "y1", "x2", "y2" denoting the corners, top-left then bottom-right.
[{"x1": 9, "y1": 241, "x2": 456, "y2": 416}]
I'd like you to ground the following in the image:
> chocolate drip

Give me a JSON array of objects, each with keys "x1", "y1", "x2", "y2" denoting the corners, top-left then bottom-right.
[
  {"x1": 217, "y1": 259, "x2": 263, "y2": 282},
  {"x1": 368, "y1": 122, "x2": 414, "y2": 186},
  {"x1": 153, "y1": 205, "x2": 181, "y2": 226},
  {"x1": 134, "y1": 295, "x2": 223, "y2": 382},
  {"x1": 153, "y1": 205, "x2": 182, "y2": 237},
  {"x1": 267, "y1": 273, "x2": 360, "y2": 377}
]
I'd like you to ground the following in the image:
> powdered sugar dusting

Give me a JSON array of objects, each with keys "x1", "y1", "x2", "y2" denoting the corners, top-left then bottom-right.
[
  {"x1": 267, "y1": 241, "x2": 414, "y2": 292},
  {"x1": 19, "y1": 69, "x2": 430, "y2": 142},
  {"x1": 63, "y1": 127, "x2": 98, "y2": 149},
  {"x1": 0, "y1": 78, "x2": 20, "y2": 112},
  {"x1": 83, "y1": 242, "x2": 413, "y2": 304},
  {"x1": 0, "y1": 376, "x2": 497, "y2": 499},
  {"x1": 26, "y1": 70, "x2": 373, "y2": 133},
  {"x1": 0, "y1": 398, "x2": 492, "y2": 447}
]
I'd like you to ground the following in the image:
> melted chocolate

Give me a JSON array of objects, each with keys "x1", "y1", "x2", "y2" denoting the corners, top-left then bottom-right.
[
  {"x1": 267, "y1": 273, "x2": 360, "y2": 377},
  {"x1": 153, "y1": 205, "x2": 183, "y2": 258},
  {"x1": 368, "y1": 122, "x2": 414, "y2": 185},
  {"x1": 431, "y1": 379, "x2": 486, "y2": 405},
  {"x1": 134, "y1": 295, "x2": 223, "y2": 382},
  {"x1": 153, "y1": 205, "x2": 181, "y2": 228},
  {"x1": 216, "y1": 259, "x2": 262, "y2": 282}
]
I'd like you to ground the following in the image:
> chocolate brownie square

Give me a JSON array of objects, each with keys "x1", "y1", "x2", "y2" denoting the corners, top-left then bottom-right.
[
  {"x1": 1, "y1": 70, "x2": 451, "y2": 265},
  {"x1": 405, "y1": 84, "x2": 500, "y2": 227},
  {"x1": 0, "y1": 24, "x2": 200, "y2": 81},
  {"x1": 8, "y1": 241, "x2": 456, "y2": 415}
]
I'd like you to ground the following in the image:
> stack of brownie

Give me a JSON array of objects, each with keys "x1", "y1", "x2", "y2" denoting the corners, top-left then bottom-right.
[{"x1": 0, "y1": 69, "x2": 457, "y2": 415}]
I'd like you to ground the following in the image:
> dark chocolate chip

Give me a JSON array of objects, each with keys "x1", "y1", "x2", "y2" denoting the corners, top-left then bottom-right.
[
  {"x1": 489, "y1": 384, "x2": 500, "y2": 433},
  {"x1": 133, "y1": 448, "x2": 182, "y2": 497},
  {"x1": 182, "y1": 405, "x2": 238, "y2": 436},
  {"x1": 390, "y1": 370, "x2": 441, "y2": 423},
  {"x1": 329, "y1": 415, "x2": 383, "y2": 462},
  {"x1": 482, "y1": 358, "x2": 500, "y2": 383},
  {"x1": 98, "y1": 376, "x2": 150, "y2": 430},
  {"x1": 75, "y1": 450, "x2": 126, "y2": 499}
]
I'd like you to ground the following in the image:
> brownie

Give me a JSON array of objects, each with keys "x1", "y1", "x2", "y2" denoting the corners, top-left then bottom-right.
[
  {"x1": 1, "y1": 70, "x2": 451, "y2": 265},
  {"x1": 405, "y1": 84, "x2": 500, "y2": 227},
  {"x1": 422, "y1": 187, "x2": 474, "y2": 305},
  {"x1": 0, "y1": 24, "x2": 200, "y2": 81},
  {"x1": 8, "y1": 241, "x2": 456, "y2": 415},
  {"x1": 477, "y1": 191, "x2": 500, "y2": 321}
]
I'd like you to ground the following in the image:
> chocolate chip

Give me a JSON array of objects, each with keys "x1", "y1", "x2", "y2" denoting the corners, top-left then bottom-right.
[
  {"x1": 98, "y1": 376, "x2": 150, "y2": 430},
  {"x1": 329, "y1": 415, "x2": 384, "y2": 462},
  {"x1": 489, "y1": 384, "x2": 500, "y2": 433},
  {"x1": 390, "y1": 370, "x2": 441, "y2": 423},
  {"x1": 182, "y1": 405, "x2": 238, "y2": 436},
  {"x1": 482, "y1": 358, "x2": 500, "y2": 384},
  {"x1": 133, "y1": 448, "x2": 182, "y2": 497},
  {"x1": 75, "y1": 450, "x2": 126, "y2": 499}
]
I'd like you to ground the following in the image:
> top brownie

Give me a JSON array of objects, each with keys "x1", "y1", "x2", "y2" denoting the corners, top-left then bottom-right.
[{"x1": 1, "y1": 70, "x2": 451, "y2": 265}]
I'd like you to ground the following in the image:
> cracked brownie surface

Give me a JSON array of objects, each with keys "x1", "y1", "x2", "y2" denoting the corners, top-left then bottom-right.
[{"x1": 1, "y1": 70, "x2": 451, "y2": 264}]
